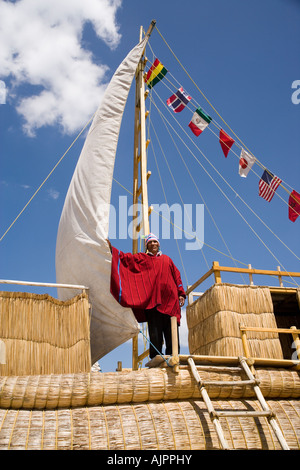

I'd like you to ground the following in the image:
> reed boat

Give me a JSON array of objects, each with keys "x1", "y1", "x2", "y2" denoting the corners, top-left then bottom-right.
[{"x1": 1, "y1": 21, "x2": 300, "y2": 451}]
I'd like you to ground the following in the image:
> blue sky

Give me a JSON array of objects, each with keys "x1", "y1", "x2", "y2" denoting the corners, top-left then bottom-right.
[{"x1": 0, "y1": 0, "x2": 299, "y2": 372}]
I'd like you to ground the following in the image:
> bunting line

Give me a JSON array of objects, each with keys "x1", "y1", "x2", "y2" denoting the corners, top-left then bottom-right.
[{"x1": 143, "y1": 54, "x2": 300, "y2": 223}]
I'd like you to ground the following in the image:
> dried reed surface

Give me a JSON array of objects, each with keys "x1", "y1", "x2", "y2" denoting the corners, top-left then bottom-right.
[
  {"x1": 0, "y1": 292, "x2": 91, "y2": 376},
  {"x1": 1, "y1": 367, "x2": 300, "y2": 411},
  {"x1": 187, "y1": 284, "x2": 283, "y2": 359},
  {"x1": 0, "y1": 397, "x2": 299, "y2": 450}
]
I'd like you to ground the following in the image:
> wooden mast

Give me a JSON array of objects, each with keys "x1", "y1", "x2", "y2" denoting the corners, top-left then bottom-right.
[{"x1": 132, "y1": 21, "x2": 156, "y2": 370}]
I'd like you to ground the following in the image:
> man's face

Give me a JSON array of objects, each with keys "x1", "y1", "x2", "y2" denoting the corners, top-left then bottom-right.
[{"x1": 147, "y1": 239, "x2": 159, "y2": 255}]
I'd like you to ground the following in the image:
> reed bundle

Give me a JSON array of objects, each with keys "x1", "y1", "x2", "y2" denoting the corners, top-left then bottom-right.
[
  {"x1": 187, "y1": 284, "x2": 283, "y2": 359},
  {"x1": 0, "y1": 367, "x2": 300, "y2": 411},
  {"x1": 0, "y1": 397, "x2": 299, "y2": 450},
  {"x1": 0, "y1": 292, "x2": 91, "y2": 376}
]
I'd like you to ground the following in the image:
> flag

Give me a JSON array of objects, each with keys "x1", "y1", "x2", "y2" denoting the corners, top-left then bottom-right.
[
  {"x1": 167, "y1": 87, "x2": 191, "y2": 113},
  {"x1": 258, "y1": 170, "x2": 282, "y2": 202},
  {"x1": 239, "y1": 148, "x2": 256, "y2": 177},
  {"x1": 188, "y1": 107, "x2": 212, "y2": 136},
  {"x1": 219, "y1": 129, "x2": 235, "y2": 157},
  {"x1": 288, "y1": 190, "x2": 300, "y2": 222},
  {"x1": 144, "y1": 58, "x2": 167, "y2": 89}
]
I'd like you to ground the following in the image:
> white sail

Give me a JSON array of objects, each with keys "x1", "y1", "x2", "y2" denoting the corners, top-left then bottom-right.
[{"x1": 56, "y1": 36, "x2": 148, "y2": 363}]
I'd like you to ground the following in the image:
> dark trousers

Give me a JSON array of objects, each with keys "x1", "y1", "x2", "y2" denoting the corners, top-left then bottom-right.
[{"x1": 145, "y1": 308, "x2": 180, "y2": 359}]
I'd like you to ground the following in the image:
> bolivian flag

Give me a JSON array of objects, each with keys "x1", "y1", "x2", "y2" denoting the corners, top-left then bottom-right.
[{"x1": 145, "y1": 58, "x2": 168, "y2": 89}]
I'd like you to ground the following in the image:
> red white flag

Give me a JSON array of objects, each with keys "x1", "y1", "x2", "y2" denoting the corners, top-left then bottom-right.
[
  {"x1": 239, "y1": 148, "x2": 256, "y2": 177},
  {"x1": 288, "y1": 190, "x2": 300, "y2": 222},
  {"x1": 219, "y1": 129, "x2": 235, "y2": 157}
]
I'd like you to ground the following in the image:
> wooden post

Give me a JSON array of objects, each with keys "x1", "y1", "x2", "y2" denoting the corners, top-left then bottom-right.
[
  {"x1": 132, "y1": 24, "x2": 154, "y2": 370},
  {"x1": 277, "y1": 266, "x2": 283, "y2": 287},
  {"x1": 248, "y1": 264, "x2": 254, "y2": 285},
  {"x1": 212, "y1": 261, "x2": 222, "y2": 284},
  {"x1": 240, "y1": 326, "x2": 255, "y2": 374},
  {"x1": 170, "y1": 316, "x2": 179, "y2": 373}
]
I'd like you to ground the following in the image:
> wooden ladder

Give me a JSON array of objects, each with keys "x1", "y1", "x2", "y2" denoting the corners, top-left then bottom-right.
[{"x1": 187, "y1": 356, "x2": 290, "y2": 450}]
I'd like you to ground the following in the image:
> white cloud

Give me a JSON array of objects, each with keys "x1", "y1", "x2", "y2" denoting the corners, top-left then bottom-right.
[
  {"x1": 0, "y1": 80, "x2": 6, "y2": 104},
  {"x1": 0, "y1": 0, "x2": 122, "y2": 136},
  {"x1": 47, "y1": 188, "x2": 60, "y2": 200}
]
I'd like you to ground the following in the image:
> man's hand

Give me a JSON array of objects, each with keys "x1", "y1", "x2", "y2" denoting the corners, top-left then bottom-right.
[
  {"x1": 179, "y1": 296, "x2": 185, "y2": 307},
  {"x1": 106, "y1": 239, "x2": 112, "y2": 252}
]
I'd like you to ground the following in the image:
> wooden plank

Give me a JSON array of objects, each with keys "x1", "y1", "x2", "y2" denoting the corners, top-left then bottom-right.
[
  {"x1": 145, "y1": 354, "x2": 300, "y2": 369},
  {"x1": 213, "y1": 265, "x2": 300, "y2": 278},
  {"x1": 240, "y1": 326, "x2": 300, "y2": 335},
  {"x1": 201, "y1": 380, "x2": 256, "y2": 387},
  {"x1": 215, "y1": 410, "x2": 271, "y2": 418},
  {"x1": 137, "y1": 348, "x2": 150, "y2": 362}
]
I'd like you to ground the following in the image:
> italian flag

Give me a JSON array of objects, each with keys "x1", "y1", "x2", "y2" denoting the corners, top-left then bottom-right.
[{"x1": 188, "y1": 107, "x2": 212, "y2": 136}]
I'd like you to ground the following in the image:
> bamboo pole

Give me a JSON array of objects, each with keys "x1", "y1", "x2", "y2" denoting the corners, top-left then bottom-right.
[
  {"x1": 131, "y1": 22, "x2": 156, "y2": 370},
  {"x1": 146, "y1": 353, "x2": 300, "y2": 369},
  {"x1": 0, "y1": 279, "x2": 88, "y2": 291},
  {"x1": 187, "y1": 356, "x2": 229, "y2": 450},
  {"x1": 240, "y1": 358, "x2": 290, "y2": 450},
  {"x1": 170, "y1": 316, "x2": 179, "y2": 373}
]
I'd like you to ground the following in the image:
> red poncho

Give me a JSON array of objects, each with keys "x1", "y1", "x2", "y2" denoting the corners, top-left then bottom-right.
[{"x1": 110, "y1": 247, "x2": 186, "y2": 324}]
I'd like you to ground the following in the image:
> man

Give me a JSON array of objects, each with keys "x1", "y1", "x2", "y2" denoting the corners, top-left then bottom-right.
[{"x1": 107, "y1": 234, "x2": 186, "y2": 358}]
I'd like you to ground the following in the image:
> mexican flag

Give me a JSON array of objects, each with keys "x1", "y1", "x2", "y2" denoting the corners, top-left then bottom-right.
[{"x1": 188, "y1": 107, "x2": 212, "y2": 136}]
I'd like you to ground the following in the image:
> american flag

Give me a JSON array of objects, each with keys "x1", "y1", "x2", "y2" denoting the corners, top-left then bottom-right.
[{"x1": 258, "y1": 169, "x2": 282, "y2": 202}]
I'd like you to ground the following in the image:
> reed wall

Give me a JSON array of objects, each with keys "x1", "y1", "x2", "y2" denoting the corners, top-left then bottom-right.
[
  {"x1": 1, "y1": 367, "x2": 300, "y2": 410},
  {"x1": 187, "y1": 284, "x2": 283, "y2": 359},
  {"x1": 1, "y1": 399, "x2": 300, "y2": 450},
  {"x1": 0, "y1": 292, "x2": 91, "y2": 376},
  {"x1": 0, "y1": 367, "x2": 300, "y2": 450}
]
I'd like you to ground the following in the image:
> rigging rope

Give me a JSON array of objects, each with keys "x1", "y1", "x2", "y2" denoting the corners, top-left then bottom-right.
[
  {"x1": 0, "y1": 113, "x2": 96, "y2": 243},
  {"x1": 151, "y1": 28, "x2": 297, "y2": 206},
  {"x1": 147, "y1": 92, "x2": 299, "y2": 287},
  {"x1": 151, "y1": 88, "x2": 300, "y2": 264},
  {"x1": 111, "y1": 176, "x2": 255, "y2": 268},
  {"x1": 150, "y1": 104, "x2": 248, "y2": 282},
  {"x1": 145, "y1": 41, "x2": 245, "y2": 281}
]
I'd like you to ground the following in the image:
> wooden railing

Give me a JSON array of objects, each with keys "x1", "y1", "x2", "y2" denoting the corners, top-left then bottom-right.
[
  {"x1": 186, "y1": 261, "x2": 300, "y2": 301},
  {"x1": 240, "y1": 325, "x2": 300, "y2": 371}
]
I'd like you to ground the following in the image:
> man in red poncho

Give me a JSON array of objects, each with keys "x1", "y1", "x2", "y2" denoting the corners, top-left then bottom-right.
[{"x1": 107, "y1": 234, "x2": 186, "y2": 358}]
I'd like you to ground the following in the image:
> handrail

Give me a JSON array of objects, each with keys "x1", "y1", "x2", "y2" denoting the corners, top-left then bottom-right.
[
  {"x1": 186, "y1": 261, "x2": 300, "y2": 295},
  {"x1": 240, "y1": 325, "x2": 300, "y2": 369},
  {"x1": 0, "y1": 279, "x2": 89, "y2": 291}
]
